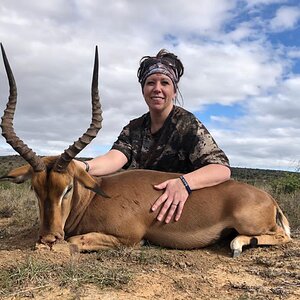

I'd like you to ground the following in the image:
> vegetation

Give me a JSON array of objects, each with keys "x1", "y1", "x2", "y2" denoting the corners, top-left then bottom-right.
[
  {"x1": 271, "y1": 173, "x2": 300, "y2": 194},
  {"x1": 231, "y1": 166, "x2": 300, "y2": 187},
  {"x1": 0, "y1": 155, "x2": 27, "y2": 177},
  {"x1": 0, "y1": 256, "x2": 132, "y2": 297}
]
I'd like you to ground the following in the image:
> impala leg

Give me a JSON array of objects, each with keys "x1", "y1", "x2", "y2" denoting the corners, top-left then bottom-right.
[
  {"x1": 67, "y1": 232, "x2": 132, "y2": 251},
  {"x1": 230, "y1": 228, "x2": 291, "y2": 258},
  {"x1": 230, "y1": 235, "x2": 254, "y2": 258}
]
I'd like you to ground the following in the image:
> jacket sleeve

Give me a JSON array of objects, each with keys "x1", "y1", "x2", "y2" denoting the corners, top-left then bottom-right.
[
  {"x1": 111, "y1": 123, "x2": 133, "y2": 167},
  {"x1": 185, "y1": 118, "x2": 230, "y2": 169}
]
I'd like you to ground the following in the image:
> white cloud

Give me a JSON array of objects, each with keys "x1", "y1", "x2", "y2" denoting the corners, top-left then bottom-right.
[
  {"x1": 269, "y1": 6, "x2": 300, "y2": 31},
  {"x1": 224, "y1": 22, "x2": 256, "y2": 42},
  {"x1": 210, "y1": 74, "x2": 300, "y2": 170},
  {"x1": 288, "y1": 49, "x2": 300, "y2": 58},
  {"x1": 248, "y1": 76, "x2": 300, "y2": 120},
  {"x1": 178, "y1": 41, "x2": 284, "y2": 110}
]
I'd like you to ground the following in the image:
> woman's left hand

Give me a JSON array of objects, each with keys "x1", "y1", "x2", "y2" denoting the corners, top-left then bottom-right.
[{"x1": 152, "y1": 178, "x2": 189, "y2": 223}]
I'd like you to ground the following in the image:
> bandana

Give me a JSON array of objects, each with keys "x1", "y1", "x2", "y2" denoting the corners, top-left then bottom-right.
[{"x1": 139, "y1": 62, "x2": 179, "y2": 89}]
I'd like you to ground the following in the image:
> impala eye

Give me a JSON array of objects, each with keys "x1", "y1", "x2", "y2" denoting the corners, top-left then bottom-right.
[{"x1": 65, "y1": 185, "x2": 73, "y2": 196}]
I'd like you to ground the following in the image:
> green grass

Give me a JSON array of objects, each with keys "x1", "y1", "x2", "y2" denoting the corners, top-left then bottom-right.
[{"x1": 0, "y1": 258, "x2": 54, "y2": 295}]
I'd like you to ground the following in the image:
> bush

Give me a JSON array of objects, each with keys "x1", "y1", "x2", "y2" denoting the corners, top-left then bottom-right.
[{"x1": 271, "y1": 174, "x2": 300, "y2": 194}]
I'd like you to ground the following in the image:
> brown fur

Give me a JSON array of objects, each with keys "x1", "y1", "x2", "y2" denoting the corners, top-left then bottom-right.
[{"x1": 0, "y1": 156, "x2": 291, "y2": 256}]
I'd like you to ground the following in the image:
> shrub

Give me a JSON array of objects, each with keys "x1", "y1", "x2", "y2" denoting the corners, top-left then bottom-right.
[{"x1": 271, "y1": 174, "x2": 300, "y2": 194}]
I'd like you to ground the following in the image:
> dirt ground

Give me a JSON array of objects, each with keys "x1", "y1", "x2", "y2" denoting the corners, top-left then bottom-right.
[{"x1": 0, "y1": 217, "x2": 299, "y2": 300}]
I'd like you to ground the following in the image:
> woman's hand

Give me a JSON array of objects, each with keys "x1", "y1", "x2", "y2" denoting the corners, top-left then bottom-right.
[{"x1": 152, "y1": 178, "x2": 189, "y2": 223}]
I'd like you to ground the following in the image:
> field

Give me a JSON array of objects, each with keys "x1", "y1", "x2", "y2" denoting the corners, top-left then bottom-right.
[{"x1": 0, "y1": 156, "x2": 299, "y2": 299}]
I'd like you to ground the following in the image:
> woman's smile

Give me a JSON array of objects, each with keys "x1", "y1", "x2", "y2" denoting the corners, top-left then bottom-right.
[{"x1": 151, "y1": 96, "x2": 165, "y2": 101}]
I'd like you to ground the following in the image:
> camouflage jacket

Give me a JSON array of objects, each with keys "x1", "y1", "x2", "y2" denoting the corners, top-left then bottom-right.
[{"x1": 111, "y1": 106, "x2": 230, "y2": 173}]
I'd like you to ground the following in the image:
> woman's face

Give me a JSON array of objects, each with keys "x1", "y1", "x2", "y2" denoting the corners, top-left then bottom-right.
[{"x1": 143, "y1": 73, "x2": 176, "y2": 114}]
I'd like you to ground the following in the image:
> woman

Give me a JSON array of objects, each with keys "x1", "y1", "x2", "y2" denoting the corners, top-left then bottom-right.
[{"x1": 76, "y1": 49, "x2": 231, "y2": 223}]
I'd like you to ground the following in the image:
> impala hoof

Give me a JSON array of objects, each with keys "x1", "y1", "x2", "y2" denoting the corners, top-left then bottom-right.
[{"x1": 232, "y1": 249, "x2": 241, "y2": 258}]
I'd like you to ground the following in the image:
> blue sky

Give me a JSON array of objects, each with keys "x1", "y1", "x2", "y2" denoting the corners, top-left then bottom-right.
[
  {"x1": 0, "y1": 0, "x2": 299, "y2": 171},
  {"x1": 195, "y1": 103, "x2": 246, "y2": 128}
]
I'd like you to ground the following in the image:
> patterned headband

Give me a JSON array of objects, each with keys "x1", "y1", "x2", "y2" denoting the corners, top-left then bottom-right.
[{"x1": 139, "y1": 62, "x2": 179, "y2": 89}]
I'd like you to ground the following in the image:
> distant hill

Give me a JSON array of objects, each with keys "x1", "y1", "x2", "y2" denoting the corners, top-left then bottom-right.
[
  {"x1": 230, "y1": 167, "x2": 298, "y2": 185},
  {"x1": 0, "y1": 155, "x2": 298, "y2": 184},
  {"x1": 0, "y1": 155, "x2": 27, "y2": 176}
]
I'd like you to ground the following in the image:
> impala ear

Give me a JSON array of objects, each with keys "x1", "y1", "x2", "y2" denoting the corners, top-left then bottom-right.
[
  {"x1": 0, "y1": 165, "x2": 33, "y2": 184},
  {"x1": 75, "y1": 167, "x2": 110, "y2": 198}
]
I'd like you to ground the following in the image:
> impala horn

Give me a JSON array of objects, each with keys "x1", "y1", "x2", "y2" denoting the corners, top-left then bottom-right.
[
  {"x1": 53, "y1": 46, "x2": 102, "y2": 172},
  {"x1": 0, "y1": 43, "x2": 45, "y2": 172}
]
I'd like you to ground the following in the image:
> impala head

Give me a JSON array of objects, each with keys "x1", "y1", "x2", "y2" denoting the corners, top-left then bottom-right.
[{"x1": 0, "y1": 44, "x2": 107, "y2": 247}]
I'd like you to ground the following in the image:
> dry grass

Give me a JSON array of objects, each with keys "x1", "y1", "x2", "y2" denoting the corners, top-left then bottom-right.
[
  {"x1": 275, "y1": 191, "x2": 300, "y2": 231},
  {"x1": 0, "y1": 256, "x2": 132, "y2": 298},
  {"x1": 0, "y1": 183, "x2": 39, "y2": 238}
]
